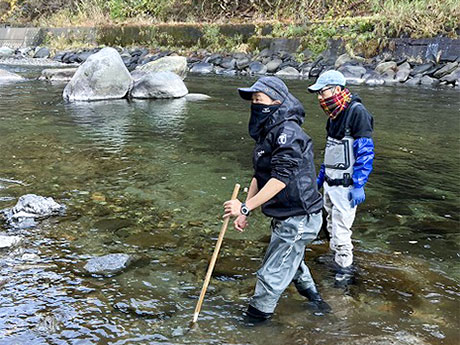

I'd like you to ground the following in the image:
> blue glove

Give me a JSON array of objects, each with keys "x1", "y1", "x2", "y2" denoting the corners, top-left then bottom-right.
[
  {"x1": 317, "y1": 163, "x2": 325, "y2": 189},
  {"x1": 348, "y1": 187, "x2": 365, "y2": 207}
]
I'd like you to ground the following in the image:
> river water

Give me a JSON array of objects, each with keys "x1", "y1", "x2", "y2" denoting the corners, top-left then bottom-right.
[{"x1": 0, "y1": 65, "x2": 459, "y2": 345}]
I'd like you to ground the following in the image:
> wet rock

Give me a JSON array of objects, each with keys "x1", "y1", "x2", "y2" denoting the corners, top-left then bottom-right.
[
  {"x1": 395, "y1": 62, "x2": 411, "y2": 82},
  {"x1": 0, "y1": 69, "x2": 24, "y2": 83},
  {"x1": 0, "y1": 46, "x2": 15, "y2": 57},
  {"x1": 130, "y1": 71, "x2": 188, "y2": 99},
  {"x1": 0, "y1": 235, "x2": 22, "y2": 249},
  {"x1": 432, "y1": 61, "x2": 458, "y2": 79},
  {"x1": 420, "y1": 75, "x2": 440, "y2": 87},
  {"x1": 275, "y1": 66, "x2": 300, "y2": 78},
  {"x1": 375, "y1": 61, "x2": 397, "y2": 74},
  {"x1": 2, "y1": 194, "x2": 66, "y2": 229},
  {"x1": 84, "y1": 253, "x2": 131, "y2": 276},
  {"x1": 34, "y1": 47, "x2": 50, "y2": 59},
  {"x1": 136, "y1": 56, "x2": 188, "y2": 80},
  {"x1": 185, "y1": 93, "x2": 211, "y2": 101},
  {"x1": 363, "y1": 71, "x2": 385, "y2": 86},
  {"x1": 266, "y1": 58, "x2": 283, "y2": 73},
  {"x1": 113, "y1": 298, "x2": 176, "y2": 319},
  {"x1": 63, "y1": 47, "x2": 133, "y2": 102},
  {"x1": 410, "y1": 62, "x2": 433, "y2": 76},
  {"x1": 75, "y1": 51, "x2": 93, "y2": 63},
  {"x1": 382, "y1": 70, "x2": 398, "y2": 84},
  {"x1": 189, "y1": 62, "x2": 214, "y2": 74},
  {"x1": 39, "y1": 68, "x2": 78, "y2": 82},
  {"x1": 248, "y1": 61, "x2": 267, "y2": 75},
  {"x1": 204, "y1": 53, "x2": 222, "y2": 64}
]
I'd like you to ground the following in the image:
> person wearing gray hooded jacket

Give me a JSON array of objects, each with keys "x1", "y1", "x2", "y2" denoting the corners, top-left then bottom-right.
[{"x1": 224, "y1": 76, "x2": 330, "y2": 320}]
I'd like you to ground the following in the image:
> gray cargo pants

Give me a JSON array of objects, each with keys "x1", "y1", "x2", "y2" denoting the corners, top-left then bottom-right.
[{"x1": 249, "y1": 212, "x2": 322, "y2": 314}]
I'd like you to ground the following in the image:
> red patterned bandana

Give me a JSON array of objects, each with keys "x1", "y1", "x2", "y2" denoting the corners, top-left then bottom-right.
[{"x1": 319, "y1": 88, "x2": 352, "y2": 119}]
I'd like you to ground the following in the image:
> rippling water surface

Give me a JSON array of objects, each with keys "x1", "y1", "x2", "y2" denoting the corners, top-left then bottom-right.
[{"x1": 0, "y1": 65, "x2": 459, "y2": 344}]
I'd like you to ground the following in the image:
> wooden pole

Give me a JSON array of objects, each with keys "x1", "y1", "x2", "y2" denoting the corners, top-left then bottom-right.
[{"x1": 192, "y1": 183, "x2": 241, "y2": 324}]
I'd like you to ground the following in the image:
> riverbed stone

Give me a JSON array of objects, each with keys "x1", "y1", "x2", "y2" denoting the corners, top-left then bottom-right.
[
  {"x1": 219, "y1": 57, "x2": 236, "y2": 70},
  {"x1": 335, "y1": 53, "x2": 355, "y2": 68},
  {"x1": 375, "y1": 61, "x2": 397, "y2": 74},
  {"x1": 236, "y1": 57, "x2": 251, "y2": 70},
  {"x1": 185, "y1": 93, "x2": 211, "y2": 101},
  {"x1": 130, "y1": 71, "x2": 188, "y2": 99},
  {"x1": 343, "y1": 331, "x2": 429, "y2": 345},
  {"x1": 2, "y1": 194, "x2": 66, "y2": 229},
  {"x1": 0, "y1": 69, "x2": 24, "y2": 83},
  {"x1": 248, "y1": 61, "x2": 267, "y2": 75},
  {"x1": 432, "y1": 61, "x2": 458, "y2": 79},
  {"x1": 34, "y1": 47, "x2": 50, "y2": 59},
  {"x1": 0, "y1": 235, "x2": 22, "y2": 249},
  {"x1": 114, "y1": 298, "x2": 177, "y2": 319},
  {"x1": 404, "y1": 76, "x2": 422, "y2": 86},
  {"x1": 363, "y1": 71, "x2": 385, "y2": 86},
  {"x1": 410, "y1": 62, "x2": 433, "y2": 76},
  {"x1": 136, "y1": 56, "x2": 188, "y2": 80},
  {"x1": 440, "y1": 66, "x2": 460, "y2": 85},
  {"x1": 63, "y1": 47, "x2": 133, "y2": 102},
  {"x1": 84, "y1": 253, "x2": 131, "y2": 276},
  {"x1": 189, "y1": 62, "x2": 214, "y2": 74},
  {"x1": 395, "y1": 62, "x2": 411, "y2": 82},
  {"x1": 338, "y1": 65, "x2": 366, "y2": 84},
  {"x1": 0, "y1": 46, "x2": 14, "y2": 57},
  {"x1": 266, "y1": 58, "x2": 283, "y2": 73},
  {"x1": 275, "y1": 66, "x2": 300, "y2": 78},
  {"x1": 39, "y1": 68, "x2": 78, "y2": 82},
  {"x1": 420, "y1": 75, "x2": 440, "y2": 87}
]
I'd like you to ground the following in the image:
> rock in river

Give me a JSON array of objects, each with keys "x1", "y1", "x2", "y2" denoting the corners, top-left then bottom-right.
[
  {"x1": 0, "y1": 69, "x2": 24, "y2": 83},
  {"x1": 2, "y1": 194, "x2": 66, "y2": 229},
  {"x1": 39, "y1": 68, "x2": 78, "y2": 82},
  {"x1": 0, "y1": 235, "x2": 22, "y2": 249},
  {"x1": 84, "y1": 253, "x2": 132, "y2": 276},
  {"x1": 130, "y1": 71, "x2": 188, "y2": 99},
  {"x1": 136, "y1": 56, "x2": 188, "y2": 80},
  {"x1": 63, "y1": 47, "x2": 133, "y2": 102}
]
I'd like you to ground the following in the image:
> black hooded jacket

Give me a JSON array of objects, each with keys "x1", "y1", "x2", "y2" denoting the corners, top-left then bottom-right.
[{"x1": 250, "y1": 79, "x2": 323, "y2": 219}]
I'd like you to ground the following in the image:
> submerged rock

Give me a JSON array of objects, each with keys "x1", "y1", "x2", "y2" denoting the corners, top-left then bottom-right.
[
  {"x1": 136, "y1": 56, "x2": 188, "y2": 80},
  {"x1": 113, "y1": 298, "x2": 177, "y2": 319},
  {"x1": 130, "y1": 71, "x2": 188, "y2": 99},
  {"x1": 0, "y1": 235, "x2": 22, "y2": 249},
  {"x1": 2, "y1": 194, "x2": 66, "y2": 229},
  {"x1": 344, "y1": 331, "x2": 429, "y2": 345},
  {"x1": 0, "y1": 69, "x2": 24, "y2": 83},
  {"x1": 63, "y1": 47, "x2": 133, "y2": 102},
  {"x1": 39, "y1": 68, "x2": 78, "y2": 82},
  {"x1": 84, "y1": 253, "x2": 131, "y2": 276}
]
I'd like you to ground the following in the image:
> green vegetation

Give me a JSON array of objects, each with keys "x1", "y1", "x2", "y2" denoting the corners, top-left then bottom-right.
[{"x1": 1, "y1": 0, "x2": 458, "y2": 56}]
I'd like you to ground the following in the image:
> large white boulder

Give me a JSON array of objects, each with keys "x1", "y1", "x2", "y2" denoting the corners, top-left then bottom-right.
[
  {"x1": 63, "y1": 47, "x2": 133, "y2": 102},
  {"x1": 130, "y1": 71, "x2": 188, "y2": 99},
  {"x1": 136, "y1": 56, "x2": 188, "y2": 80}
]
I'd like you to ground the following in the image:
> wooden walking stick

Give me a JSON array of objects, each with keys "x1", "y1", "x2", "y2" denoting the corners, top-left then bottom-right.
[{"x1": 192, "y1": 183, "x2": 241, "y2": 324}]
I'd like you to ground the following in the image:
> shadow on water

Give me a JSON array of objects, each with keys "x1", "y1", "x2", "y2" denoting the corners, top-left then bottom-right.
[{"x1": 0, "y1": 68, "x2": 459, "y2": 344}]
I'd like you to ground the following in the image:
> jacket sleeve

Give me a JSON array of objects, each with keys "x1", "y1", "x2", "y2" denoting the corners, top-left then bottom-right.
[
  {"x1": 269, "y1": 127, "x2": 304, "y2": 186},
  {"x1": 352, "y1": 137, "x2": 374, "y2": 188}
]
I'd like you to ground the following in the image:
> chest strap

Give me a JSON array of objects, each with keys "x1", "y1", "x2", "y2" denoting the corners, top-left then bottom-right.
[{"x1": 325, "y1": 173, "x2": 353, "y2": 187}]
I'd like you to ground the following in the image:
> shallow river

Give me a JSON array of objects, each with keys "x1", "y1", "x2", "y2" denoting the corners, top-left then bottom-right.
[{"x1": 0, "y1": 65, "x2": 459, "y2": 345}]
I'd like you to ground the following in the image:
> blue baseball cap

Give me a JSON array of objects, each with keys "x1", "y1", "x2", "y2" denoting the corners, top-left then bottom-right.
[
  {"x1": 307, "y1": 70, "x2": 346, "y2": 93},
  {"x1": 238, "y1": 76, "x2": 287, "y2": 102}
]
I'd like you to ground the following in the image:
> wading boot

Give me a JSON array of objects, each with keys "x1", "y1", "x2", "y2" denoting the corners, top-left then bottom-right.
[
  {"x1": 334, "y1": 265, "x2": 355, "y2": 288},
  {"x1": 298, "y1": 287, "x2": 332, "y2": 315},
  {"x1": 244, "y1": 305, "x2": 272, "y2": 324}
]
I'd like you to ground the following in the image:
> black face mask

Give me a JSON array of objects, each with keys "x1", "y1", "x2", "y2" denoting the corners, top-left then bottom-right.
[{"x1": 249, "y1": 103, "x2": 280, "y2": 140}]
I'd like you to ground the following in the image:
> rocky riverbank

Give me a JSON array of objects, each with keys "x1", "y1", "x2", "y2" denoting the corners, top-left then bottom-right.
[{"x1": 1, "y1": 43, "x2": 459, "y2": 89}]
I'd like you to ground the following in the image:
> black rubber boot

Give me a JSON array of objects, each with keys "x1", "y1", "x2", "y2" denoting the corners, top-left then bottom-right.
[
  {"x1": 298, "y1": 286, "x2": 332, "y2": 315},
  {"x1": 245, "y1": 305, "x2": 273, "y2": 323},
  {"x1": 334, "y1": 265, "x2": 355, "y2": 288}
]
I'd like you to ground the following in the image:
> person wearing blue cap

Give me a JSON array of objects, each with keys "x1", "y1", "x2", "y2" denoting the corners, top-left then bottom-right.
[
  {"x1": 308, "y1": 70, "x2": 375, "y2": 287},
  {"x1": 223, "y1": 76, "x2": 330, "y2": 321}
]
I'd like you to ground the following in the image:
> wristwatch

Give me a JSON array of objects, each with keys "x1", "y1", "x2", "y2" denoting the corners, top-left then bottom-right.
[{"x1": 240, "y1": 202, "x2": 251, "y2": 216}]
